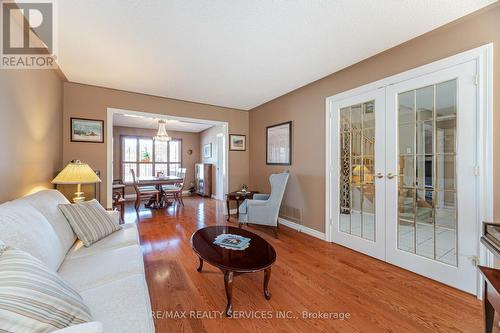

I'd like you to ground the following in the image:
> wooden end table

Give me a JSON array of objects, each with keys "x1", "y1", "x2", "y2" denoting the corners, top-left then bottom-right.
[
  {"x1": 226, "y1": 191, "x2": 258, "y2": 221},
  {"x1": 190, "y1": 226, "x2": 276, "y2": 317}
]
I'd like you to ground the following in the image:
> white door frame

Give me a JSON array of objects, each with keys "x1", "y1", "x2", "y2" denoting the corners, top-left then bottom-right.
[
  {"x1": 215, "y1": 132, "x2": 226, "y2": 200},
  {"x1": 325, "y1": 44, "x2": 493, "y2": 297},
  {"x1": 106, "y1": 107, "x2": 229, "y2": 208}
]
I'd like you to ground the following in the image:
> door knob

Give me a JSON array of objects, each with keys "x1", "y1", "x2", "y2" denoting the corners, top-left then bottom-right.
[
  {"x1": 376, "y1": 173, "x2": 384, "y2": 179},
  {"x1": 387, "y1": 173, "x2": 397, "y2": 179}
]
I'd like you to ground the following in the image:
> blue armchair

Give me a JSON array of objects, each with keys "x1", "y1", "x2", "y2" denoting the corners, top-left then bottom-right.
[{"x1": 238, "y1": 171, "x2": 289, "y2": 237}]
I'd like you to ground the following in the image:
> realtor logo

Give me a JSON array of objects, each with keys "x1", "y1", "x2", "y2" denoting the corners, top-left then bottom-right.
[{"x1": 1, "y1": 0, "x2": 57, "y2": 69}]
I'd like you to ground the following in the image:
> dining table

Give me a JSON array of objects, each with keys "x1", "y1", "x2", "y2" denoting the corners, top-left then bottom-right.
[{"x1": 138, "y1": 175, "x2": 183, "y2": 208}]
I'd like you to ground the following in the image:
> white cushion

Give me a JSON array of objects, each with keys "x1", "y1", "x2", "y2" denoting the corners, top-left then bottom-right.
[
  {"x1": 0, "y1": 201, "x2": 65, "y2": 271},
  {"x1": 80, "y1": 274, "x2": 154, "y2": 333},
  {"x1": 0, "y1": 243, "x2": 92, "y2": 333},
  {"x1": 58, "y1": 245, "x2": 145, "y2": 291},
  {"x1": 17, "y1": 190, "x2": 76, "y2": 255},
  {"x1": 65, "y1": 223, "x2": 139, "y2": 260},
  {"x1": 59, "y1": 200, "x2": 121, "y2": 247},
  {"x1": 53, "y1": 322, "x2": 104, "y2": 333}
]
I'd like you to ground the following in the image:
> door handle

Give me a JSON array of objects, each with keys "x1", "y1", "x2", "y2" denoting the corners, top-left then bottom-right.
[
  {"x1": 376, "y1": 173, "x2": 384, "y2": 179},
  {"x1": 387, "y1": 173, "x2": 397, "y2": 179}
]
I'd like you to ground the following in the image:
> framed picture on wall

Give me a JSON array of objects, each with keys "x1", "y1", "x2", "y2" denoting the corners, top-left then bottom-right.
[
  {"x1": 266, "y1": 121, "x2": 292, "y2": 165},
  {"x1": 71, "y1": 118, "x2": 104, "y2": 143},
  {"x1": 203, "y1": 143, "x2": 212, "y2": 158},
  {"x1": 229, "y1": 134, "x2": 246, "y2": 151}
]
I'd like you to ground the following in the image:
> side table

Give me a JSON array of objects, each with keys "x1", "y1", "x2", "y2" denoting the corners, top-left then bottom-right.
[{"x1": 226, "y1": 191, "x2": 258, "y2": 221}]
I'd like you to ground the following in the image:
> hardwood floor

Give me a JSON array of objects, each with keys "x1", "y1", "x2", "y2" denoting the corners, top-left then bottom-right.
[{"x1": 125, "y1": 196, "x2": 490, "y2": 333}]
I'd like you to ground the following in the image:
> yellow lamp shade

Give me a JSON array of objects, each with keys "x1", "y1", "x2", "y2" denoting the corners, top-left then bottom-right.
[{"x1": 52, "y1": 161, "x2": 101, "y2": 185}]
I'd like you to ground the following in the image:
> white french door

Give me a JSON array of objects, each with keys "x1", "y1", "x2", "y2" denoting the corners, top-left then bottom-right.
[
  {"x1": 385, "y1": 60, "x2": 478, "y2": 294},
  {"x1": 330, "y1": 88, "x2": 386, "y2": 260},
  {"x1": 329, "y1": 59, "x2": 479, "y2": 294}
]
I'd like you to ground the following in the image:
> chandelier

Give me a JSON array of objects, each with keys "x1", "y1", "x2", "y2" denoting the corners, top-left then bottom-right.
[{"x1": 154, "y1": 120, "x2": 171, "y2": 142}]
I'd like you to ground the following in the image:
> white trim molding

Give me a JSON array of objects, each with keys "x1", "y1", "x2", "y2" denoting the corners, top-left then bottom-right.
[
  {"x1": 278, "y1": 218, "x2": 326, "y2": 241},
  {"x1": 106, "y1": 107, "x2": 229, "y2": 209}
]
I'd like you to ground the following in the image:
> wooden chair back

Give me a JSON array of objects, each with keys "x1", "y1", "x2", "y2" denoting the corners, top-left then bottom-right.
[
  {"x1": 177, "y1": 168, "x2": 187, "y2": 189},
  {"x1": 130, "y1": 169, "x2": 140, "y2": 194}
]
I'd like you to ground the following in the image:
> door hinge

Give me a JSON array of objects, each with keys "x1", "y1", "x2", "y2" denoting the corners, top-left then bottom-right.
[
  {"x1": 469, "y1": 256, "x2": 479, "y2": 266},
  {"x1": 474, "y1": 75, "x2": 479, "y2": 85},
  {"x1": 474, "y1": 165, "x2": 480, "y2": 176}
]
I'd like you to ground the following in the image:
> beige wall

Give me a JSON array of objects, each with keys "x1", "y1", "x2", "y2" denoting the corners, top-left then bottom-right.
[
  {"x1": 249, "y1": 4, "x2": 500, "y2": 233},
  {"x1": 112, "y1": 126, "x2": 200, "y2": 195},
  {"x1": 63, "y1": 82, "x2": 249, "y2": 207},
  {"x1": 0, "y1": 69, "x2": 63, "y2": 202}
]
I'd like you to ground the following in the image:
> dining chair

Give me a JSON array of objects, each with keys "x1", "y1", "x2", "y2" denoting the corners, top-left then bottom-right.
[
  {"x1": 130, "y1": 169, "x2": 160, "y2": 211},
  {"x1": 163, "y1": 168, "x2": 187, "y2": 206}
]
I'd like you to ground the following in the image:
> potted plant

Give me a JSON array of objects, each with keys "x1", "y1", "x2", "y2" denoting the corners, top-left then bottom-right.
[{"x1": 142, "y1": 151, "x2": 151, "y2": 162}]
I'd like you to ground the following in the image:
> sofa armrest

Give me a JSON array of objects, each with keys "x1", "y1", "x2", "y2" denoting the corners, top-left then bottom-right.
[
  {"x1": 253, "y1": 193, "x2": 270, "y2": 201},
  {"x1": 53, "y1": 322, "x2": 104, "y2": 333},
  {"x1": 107, "y1": 209, "x2": 120, "y2": 226}
]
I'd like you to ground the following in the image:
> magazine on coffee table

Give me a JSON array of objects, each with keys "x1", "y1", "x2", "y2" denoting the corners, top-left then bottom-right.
[{"x1": 214, "y1": 234, "x2": 251, "y2": 250}]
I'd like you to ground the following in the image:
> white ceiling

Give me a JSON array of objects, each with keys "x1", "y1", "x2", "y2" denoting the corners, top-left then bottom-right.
[
  {"x1": 57, "y1": 0, "x2": 496, "y2": 110},
  {"x1": 113, "y1": 113, "x2": 213, "y2": 132}
]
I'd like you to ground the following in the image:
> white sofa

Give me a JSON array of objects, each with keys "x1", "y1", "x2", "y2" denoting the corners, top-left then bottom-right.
[{"x1": 0, "y1": 190, "x2": 155, "y2": 333}]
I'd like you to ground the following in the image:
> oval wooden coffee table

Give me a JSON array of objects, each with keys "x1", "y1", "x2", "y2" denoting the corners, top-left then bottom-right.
[{"x1": 191, "y1": 226, "x2": 276, "y2": 317}]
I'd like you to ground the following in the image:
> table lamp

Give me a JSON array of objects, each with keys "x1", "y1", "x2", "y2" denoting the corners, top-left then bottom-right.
[{"x1": 52, "y1": 160, "x2": 102, "y2": 203}]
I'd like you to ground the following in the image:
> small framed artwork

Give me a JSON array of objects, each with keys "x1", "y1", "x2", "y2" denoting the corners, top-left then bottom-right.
[
  {"x1": 266, "y1": 121, "x2": 292, "y2": 165},
  {"x1": 71, "y1": 118, "x2": 104, "y2": 143},
  {"x1": 203, "y1": 143, "x2": 212, "y2": 158},
  {"x1": 229, "y1": 134, "x2": 246, "y2": 151}
]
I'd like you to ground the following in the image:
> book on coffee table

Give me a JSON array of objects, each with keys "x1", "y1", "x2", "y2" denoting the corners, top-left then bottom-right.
[{"x1": 214, "y1": 234, "x2": 251, "y2": 250}]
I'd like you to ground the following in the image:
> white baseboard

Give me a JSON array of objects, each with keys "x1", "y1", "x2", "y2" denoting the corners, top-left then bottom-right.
[{"x1": 278, "y1": 217, "x2": 326, "y2": 241}]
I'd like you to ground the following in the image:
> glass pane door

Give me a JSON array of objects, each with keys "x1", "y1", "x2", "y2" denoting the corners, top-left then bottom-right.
[
  {"x1": 397, "y1": 80, "x2": 457, "y2": 266},
  {"x1": 385, "y1": 59, "x2": 478, "y2": 294},
  {"x1": 330, "y1": 87, "x2": 386, "y2": 261},
  {"x1": 339, "y1": 101, "x2": 376, "y2": 241}
]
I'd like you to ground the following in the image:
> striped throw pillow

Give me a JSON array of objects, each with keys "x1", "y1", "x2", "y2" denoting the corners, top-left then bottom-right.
[
  {"x1": 0, "y1": 242, "x2": 92, "y2": 332},
  {"x1": 59, "y1": 199, "x2": 121, "y2": 247}
]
